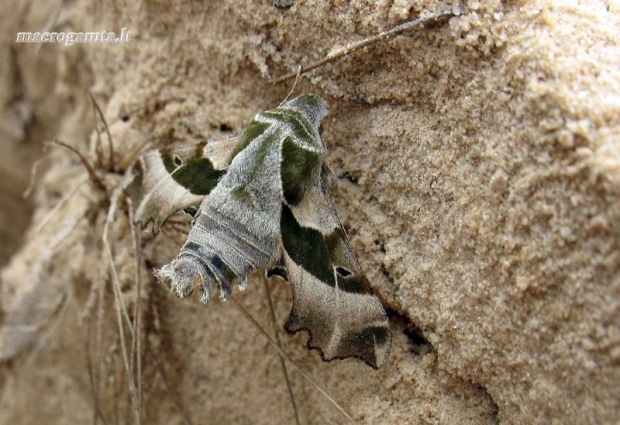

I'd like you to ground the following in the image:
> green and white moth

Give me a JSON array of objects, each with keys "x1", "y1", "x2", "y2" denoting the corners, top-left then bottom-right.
[{"x1": 124, "y1": 94, "x2": 391, "y2": 368}]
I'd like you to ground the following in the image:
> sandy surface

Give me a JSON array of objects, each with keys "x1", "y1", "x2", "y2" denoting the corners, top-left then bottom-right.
[{"x1": 1, "y1": 1, "x2": 619, "y2": 424}]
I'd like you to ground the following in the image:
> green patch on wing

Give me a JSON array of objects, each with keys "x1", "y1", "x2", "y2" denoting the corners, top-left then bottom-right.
[
  {"x1": 280, "y1": 137, "x2": 320, "y2": 205},
  {"x1": 228, "y1": 120, "x2": 270, "y2": 162},
  {"x1": 249, "y1": 131, "x2": 279, "y2": 181},
  {"x1": 281, "y1": 204, "x2": 371, "y2": 294},
  {"x1": 162, "y1": 145, "x2": 225, "y2": 196}
]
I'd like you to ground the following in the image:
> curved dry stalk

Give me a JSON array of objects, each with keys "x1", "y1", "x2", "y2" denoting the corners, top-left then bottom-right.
[
  {"x1": 103, "y1": 188, "x2": 142, "y2": 425},
  {"x1": 89, "y1": 92, "x2": 114, "y2": 171},
  {"x1": 48, "y1": 140, "x2": 106, "y2": 193},
  {"x1": 23, "y1": 153, "x2": 52, "y2": 199},
  {"x1": 128, "y1": 200, "x2": 144, "y2": 421},
  {"x1": 82, "y1": 277, "x2": 108, "y2": 425},
  {"x1": 96, "y1": 268, "x2": 106, "y2": 424}
]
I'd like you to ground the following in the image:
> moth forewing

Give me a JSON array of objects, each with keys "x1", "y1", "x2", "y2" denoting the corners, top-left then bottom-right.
[
  {"x1": 124, "y1": 135, "x2": 240, "y2": 231},
  {"x1": 124, "y1": 94, "x2": 392, "y2": 368},
  {"x1": 280, "y1": 173, "x2": 391, "y2": 368}
]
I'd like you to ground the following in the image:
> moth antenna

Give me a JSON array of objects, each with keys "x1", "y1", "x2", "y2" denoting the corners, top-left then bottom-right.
[
  {"x1": 146, "y1": 339, "x2": 194, "y2": 425},
  {"x1": 279, "y1": 65, "x2": 303, "y2": 105},
  {"x1": 262, "y1": 276, "x2": 301, "y2": 425},
  {"x1": 270, "y1": 6, "x2": 459, "y2": 84},
  {"x1": 89, "y1": 92, "x2": 115, "y2": 172},
  {"x1": 103, "y1": 188, "x2": 142, "y2": 424},
  {"x1": 230, "y1": 297, "x2": 355, "y2": 424},
  {"x1": 48, "y1": 139, "x2": 107, "y2": 193}
]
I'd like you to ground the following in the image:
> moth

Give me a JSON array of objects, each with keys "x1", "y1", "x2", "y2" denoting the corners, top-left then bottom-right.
[{"x1": 124, "y1": 94, "x2": 391, "y2": 368}]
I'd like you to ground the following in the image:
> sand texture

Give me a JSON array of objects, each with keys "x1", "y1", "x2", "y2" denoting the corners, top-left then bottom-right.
[{"x1": 1, "y1": 1, "x2": 619, "y2": 424}]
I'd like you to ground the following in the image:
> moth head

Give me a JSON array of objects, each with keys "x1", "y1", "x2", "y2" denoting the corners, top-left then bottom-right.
[{"x1": 282, "y1": 94, "x2": 329, "y2": 130}]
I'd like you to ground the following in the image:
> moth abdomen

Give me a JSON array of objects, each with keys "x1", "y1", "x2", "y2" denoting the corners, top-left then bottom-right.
[
  {"x1": 156, "y1": 238, "x2": 244, "y2": 303},
  {"x1": 157, "y1": 203, "x2": 274, "y2": 303},
  {"x1": 154, "y1": 255, "x2": 218, "y2": 303}
]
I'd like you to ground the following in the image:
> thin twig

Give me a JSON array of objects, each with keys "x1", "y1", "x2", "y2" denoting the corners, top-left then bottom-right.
[
  {"x1": 83, "y1": 279, "x2": 108, "y2": 425},
  {"x1": 270, "y1": 8, "x2": 456, "y2": 84},
  {"x1": 146, "y1": 339, "x2": 193, "y2": 425},
  {"x1": 89, "y1": 92, "x2": 115, "y2": 171},
  {"x1": 96, "y1": 262, "x2": 106, "y2": 424},
  {"x1": 48, "y1": 140, "x2": 107, "y2": 193},
  {"x1": 32, "y1": 176, "x2": 87, "y2": 234},
  {"x1": 262, "y1": 277, "x2": 301, "y2": 425},
  {"x1": 103, "y1": 188, "x2": 141, "y2": 425},
  {"x1": 23, "y1": 154, "x2": 51, "y2": 198},
  {"x1": 129, "y1": 200, "x2": 144, "y2": 420},
  {"x1": 230, "y1": 297, "x2": 355, "y2": 423}
]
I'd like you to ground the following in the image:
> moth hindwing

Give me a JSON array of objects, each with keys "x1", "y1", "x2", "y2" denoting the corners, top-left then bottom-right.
[{"x1": 124, "y1": 94, "x2": 392, "y2": 368}]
